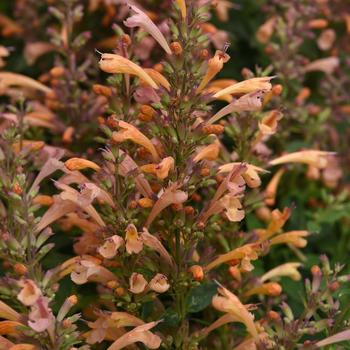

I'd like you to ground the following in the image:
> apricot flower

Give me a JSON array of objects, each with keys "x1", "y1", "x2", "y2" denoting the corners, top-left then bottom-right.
[
  {"x1": 98, "y1": 235, "x2": 124, "y2": 259},
  {"x1": 99, "y1": 53, "x2": 158, "y2": 89},
  {"x1": 112, "y1": 120, "x2": 160, "y2": 162},
  {"x1": 129, "y1": 273, "x2": 148, "y2": 294},
  {"x1": 17, "y1": 280, "x2": 42, "y2": 306},
  {"x1": 125, "y1": 224, "x2": 143, "y2": 254},
  {"x1": 261, "y1": 262, "x2": 302, "y2": 282},
  {"x1": 124, "y1": 5, "x2": 171, "y2": 54},
  {"x1": 149, "y1": 274, "x2": 170, "y2": 293},
  {"x1": 140, "y1": 157, "x2": 174, "y2": 179}
]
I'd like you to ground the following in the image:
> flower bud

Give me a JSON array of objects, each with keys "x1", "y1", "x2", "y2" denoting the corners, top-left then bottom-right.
[
  {"x1": 92, "y1": 84, "x2": 112, "y2": 97},
  {"x1": 189, "y1": 265, "x2": 204, "y2": 281},
  {"x1": 202, "y1": 124, "x2": 224, "y2": 135},
  {"x1": 138, "y1": 197, "x2": 154, "y2": 208},
  {"x1": 14, "y1": 263, "x2": 27, "y2": 275},
  {"x1": 50, "y1": 66, "x2": 65, "y2": 78},
  {"x1": 170, "y1": 41, "x2": 183, "y2": 55}
]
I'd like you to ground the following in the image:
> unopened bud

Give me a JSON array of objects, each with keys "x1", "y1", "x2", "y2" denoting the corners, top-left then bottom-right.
[
  {"x1": 138, "y1": 197, "x2": 154, "y2": 208},
  {"x1": 14, "y1": 263, "x2": 27, "y2": 275},
  {"x1": 12, "y1": 182, "x2": 23, "y2": 195},
  {"x1": 92, "y1": 84, "x2": 112, "y2": 97},
  {"x1": 184, "y1": 206, "x2": 195, "y2": 215},
  {"x1": 107, "y1": 280, "x2": 118, "y2": 289},
  {"x1": 272, "y1": 84, "x2": 283, "y2": 95},
  {"x1": 50, "y1": 66, "x2": 65, "y2": 78},
  {"x1": 170, "y1": 41, "x2": 183, "y2": 55},
  {"x1": 202, "y1": 124, "x2": 224, "y2": 135},
  {"x1": 188, "y1": 265, "x2": 204, "y2": 281}
]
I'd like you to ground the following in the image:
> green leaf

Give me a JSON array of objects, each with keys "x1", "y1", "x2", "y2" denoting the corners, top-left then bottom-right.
[{"x1": 186, "y1": 282, "x2": 217, "y2": 313}]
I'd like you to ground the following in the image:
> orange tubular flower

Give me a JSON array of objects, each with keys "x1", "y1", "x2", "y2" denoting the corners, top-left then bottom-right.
[
  {"x1": 64, "y1": 158, "x2": 101, "y2": 172},
  {"x1": 149, "y1": 274, "x2": 170, "y2": 293},
  {"x1": 213, "y1": 76, "x2": 274, "y2": 99},
  {"x1": 107, "y1": 320, "x2": 162, "y2": 350},
  {"x1": 125, "y1": 224, "x2": 143, "y2": 254},
  {"x1": 196, "y1": 50, "x2": 230, "y2": 93},
  {"x1": 244, "y1": 282, "x2": 282, "y2": 297},
  {"x1": 269, "y1": 150, "x2": 332, "y2": 169},
  {"x1": 256, "y1": 17, "x2": 276, "y2": 44},
  {"x1": 112, "y1": 120, "x2": 160, "y2": 162},
  {"x1": 17, "y1": 279, "x2": 42, "y2": 306},
  {"x1": 143, "y1": 68, "x2": 170, "y2": 91},
  {"x1": 258, "y1": 110, "x2": 283, "y2": 136},
  {"x1": 0, "y1": 300, "x2": 21, "y2": 321},
  {"x1": 205, "y1": 243, "x2": 259, "y2": 272},
  {"x1": 0, "y1": 72, "x2": 52, "y2": 95},
  {"x1": 129, "y1": 273, "x2": 148, "y2": 294},
  {"x1": 124, "y1": 5, "x2": 172, "y2": 55},
  {"x1": 99, "y1": 53, "x2": 159, "y2": 89},
  {"x1": 304, "y1": 57, "x2": 339, "y2": 74},
  {"x1": 264, "y1": 168, "x2": 285, "y2": 206},
  {"x1": 270, "y1": 230, "x2": 309, "y2": 248},
  {"x1": 98, "y1": 235, "x2": 124, "y2": 259},
  {"x1": 175, "y1": 0, "x2": 187, "y2": 19},
  {"x1": 219, "y1": 162, "x2": 268, "y2": 188},
  {"x1": 212, "y1": 285, "x2": 259, "y2": 339},
  {"x1": 140, "y1": 156, "x2": 175, "y2": 179},
  {"x1": 261, "y1": 262, "x2": 302, "y2": 282},
  {"x1": 193, "y1": 140, "x2": 220, "y2": 163}
]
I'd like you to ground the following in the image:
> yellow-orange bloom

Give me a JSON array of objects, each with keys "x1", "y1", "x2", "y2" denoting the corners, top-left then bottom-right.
[
  {"x1": 65, "y1": 158, "x2": 101, "y2": 171},
  {"x1": 0, "y1": 320, "x2": 23, "y2": 336},
  {"x1": 143, "y1": 68, "x2": 170, "y2": 90},
  {"x1": 99, "y1": 53, "x2": 158, "y2": 89},
  {"x1": 269, "y1": 150, "x2": 332, "y2": 169},
  {"x1": 193, "y1": 140, "x2": 220, "y2": 163},
  {"x1": 140, "y1": 157, "x2": 174, "y2": 179},
  {"x1": 0, "y1": 300, "x2": 20, "y2": 321},
  {"x1": 196, "y1": 50, "x2": 230, "y2": 93},
  {"x1": 212, "y1": 285, "x2": 259, "y2": 339},
  {"x1": 219, "y1": 162, "x2": 267, "y2": 188},
  {"x1": 256, "y1": 17, "x2": 276, "y2": 44},
  {"x1": 258, "y1": 110, "x2": 283, "y2": 135},
  {"x1": 244, "y1": 282, "x2": 282, "y2": 297},
  {"x1": 125, "y1": 224, "x2": 143, "y2": 254},
  {"x1": 175, "y1": 0, "x2": 187, "y2": 19},
  {"x1": 112, "y1": 120, "x2": 160, "y2": 162},
  {"x1": 270, "y1": 230, "x2": 309, "y2": 248},
  {"x1": 213, "y1": 76, "x2": 274, "y2": 99},
  {"x1": 12, "y1": 140, "x2": 45, "y2": 154},
  {"x1": 0, "y1": 72, "x2": 51, "y2": 94},
  {"x1": 264, "y1": 168, "x2": 285, "y2": 206},
  {"x1": 261, "y1": 262, "x2": 302, "y2": 282}
]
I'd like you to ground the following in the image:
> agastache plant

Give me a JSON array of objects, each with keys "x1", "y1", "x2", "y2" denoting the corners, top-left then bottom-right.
[{"x1": 0, "y1": 0, "x2": 349, "y2": 350}]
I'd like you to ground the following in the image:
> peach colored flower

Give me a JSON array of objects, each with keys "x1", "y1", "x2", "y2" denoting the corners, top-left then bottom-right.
[
  {"x1": 107, "y1": 320, "x2": 162, "y2": 350},
  {"x1": 140, "y1": 157, "x2": 174, "y2": 179},
  {"x1": 261, "y1": 262, "x2": 302, "y2": 282},
  {"x1": 316, "y1": 329, "x2": 350, "y2": 348},
  {"x1": 143, "y1": 68, "x2": 170, "y2": 90},
  {"x1": 212, "y1": 0, "x2": 234, "y2": 22},
  {"x1": 112, "y1": 120, "x2": 160, "y2": 162},
  {"x1": 207, "y1": 90, "x2": 266, "y2": 125},
  {"x1": 23, "y1": 42, "x2": 56, "y2": 65},
  {"x1": 244, "y1": 282, "x2": 282, "y2": 297},
  {"x1": 124, "y1": 5, "x2": 171, "y2": 54},
  {"x1": 149, "y1": 274, "x2": 170, "y2": 293},
  {"x1": 17, "y1": 280, "x2": 42, "y2": 306},
  {"x1": 269, "y1": 150, "x2": 332, "y2": 168},
  {"x1": 99, "y1": 53, "x2": 158, "y2": 89},
  {"x1": 125, "y1": 224, "x2": 143, "y2": 254},
  {"x1": 270, "y1": 230, "x2": 309, "y2": 248},
  {"x1": 0, "y1": 320, "x2": 23, "y2": 336},
  {"x1": 213, "y1": 76, "x2": 274, "y2": 99},
  {"x1": 28, "y1": 296, "x2": 54, "y2": 333},
  {"x1": 206, "y1": 243, "x2": 259, "y2": 272},
  {"x1": 64, "y1": 158, "x2": 101, "y2": 171},
  {"x1": 264, "y1": 168, "x2": 285, "y2": 206},
  {"x1": 258, "y1": 110, "x2": 283, "y2": 136},
  {"x1": 141, "y1": 229, "x2": 174, "y2": 266},
  {"x1": 145, "y1": 183, "x2": 188, "y2": 227},
  {"x1": 129, "y1": 273, "x2": 148, "y2": 294},
  {"x1": 219, "y1": 163, "x2": 267, "y2": 188},
  {"x1": 0, "y1": 300, "x2": 21, "y2": 321},
  {"x1": 87, "y1": 311, "x2": 144, "y2": 344},
  {"x1": 193, "y1": 140, "x2": 220, "y2": 163},
  {"x1": 304, "y1": 57, "x2": 339, "y2": 74},
  {"x1": 98, "y1": 235, "x2": 124, "y2": 259},
  {"x1": 317, "y1": 29, "x2": 336, "y2": 51},
  {"x1": 256, "y1": 17, "x2": 276, "y2": 44},
  {"x1": 175, "y1": 0, "x2": 186, "y2": 19},
  {"x1": 70, "y1": 259, "x2": 117, "y2": 285},
  {"x1": 196, "y1": 50, "x2": 230, "y2": 93},
  {"x1": 212, "y1": 285, "x2": 259, "y2": 339},
  {"x1": 0, "y1": 72, "x2": 52, "y2": 95},
  {"x1": 220, "y1": 195, "x2": 245, "y2": 222}
]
